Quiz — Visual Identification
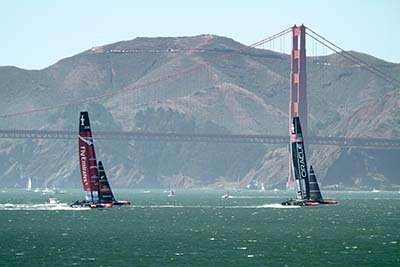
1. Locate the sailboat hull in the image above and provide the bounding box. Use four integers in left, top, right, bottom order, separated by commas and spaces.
70, 201, 114, 209
317, 199, 337, 205
112, 201, 131, 206
281, 199, 319, 206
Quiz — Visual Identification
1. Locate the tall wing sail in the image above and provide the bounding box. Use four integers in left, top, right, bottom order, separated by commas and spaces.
308, 166, 323, 201
290, 117, 310, 200
78, 111, 99, 202
98, 161, 116, 203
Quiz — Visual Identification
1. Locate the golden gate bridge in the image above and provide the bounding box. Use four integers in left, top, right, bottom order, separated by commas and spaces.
0, 129, 398, 149
0, 25, 399, 151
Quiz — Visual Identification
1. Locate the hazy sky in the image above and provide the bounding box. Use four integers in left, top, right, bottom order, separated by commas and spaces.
1, 0, 399, 70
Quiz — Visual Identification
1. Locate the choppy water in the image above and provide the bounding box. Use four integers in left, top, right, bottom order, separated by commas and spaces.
0, 189, 398, 266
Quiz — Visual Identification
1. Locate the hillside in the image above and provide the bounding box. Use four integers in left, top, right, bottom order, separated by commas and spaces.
0, 35, 399, 190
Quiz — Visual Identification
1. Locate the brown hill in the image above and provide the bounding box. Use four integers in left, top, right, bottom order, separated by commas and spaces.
0, 35, 399, 189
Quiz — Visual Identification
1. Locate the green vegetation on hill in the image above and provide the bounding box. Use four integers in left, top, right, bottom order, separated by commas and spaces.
0, 35, 399, 189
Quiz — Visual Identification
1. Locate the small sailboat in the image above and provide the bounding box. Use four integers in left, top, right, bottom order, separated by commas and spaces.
260, 182, 265, 192
234, 175, 242, 192
26, 177, 32, 192
41, 186, 55, 195
21, 167, 32, 192
71, 111, 130, 209
281, 117, 337, 206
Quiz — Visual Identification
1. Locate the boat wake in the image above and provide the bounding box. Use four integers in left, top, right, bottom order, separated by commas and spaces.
257, 203, 301, 209
229, 196, 279, 199
0, 203, 299, 210
131, 204, 300, 209
0, 203, 90, 211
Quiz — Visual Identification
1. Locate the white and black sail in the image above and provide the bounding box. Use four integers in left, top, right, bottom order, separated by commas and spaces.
78, 111, 99, 202
98, 161, 116, 203
290, 116, 310, 200
308, 165, 323, 201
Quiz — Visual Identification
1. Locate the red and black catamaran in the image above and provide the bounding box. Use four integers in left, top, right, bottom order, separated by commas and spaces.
282, 117, 337, 206
71, 111, 130, 208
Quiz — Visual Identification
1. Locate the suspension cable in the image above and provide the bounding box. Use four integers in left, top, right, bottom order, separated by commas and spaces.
306, 26, 400, 88
0, 27, 292, 118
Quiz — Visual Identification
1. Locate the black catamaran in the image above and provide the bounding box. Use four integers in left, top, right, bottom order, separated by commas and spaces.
71, 111, 130, 208
282, 117, 337, 206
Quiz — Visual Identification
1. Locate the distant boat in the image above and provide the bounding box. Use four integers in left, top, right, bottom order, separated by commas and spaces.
26, 177, 32, 192
46, 198, 90, 210
52, 186, 65, 194
260, 182, 265, 192
246, 179, 259, 190
221, 191, 232, 200
372, 189, 380, 193
281, 117, 337, 206
168, 190, 176, 197
21, 167, 32, 192
45, 198, 69, 208
234, 175, 242, 192
41, 187, 55, 195
71, 111, 131, 209
41, 184, 64, 195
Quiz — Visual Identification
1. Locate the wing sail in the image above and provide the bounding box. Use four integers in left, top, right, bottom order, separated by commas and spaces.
290, 117, 310, 200
98, 161, 116, 203
78, 111, 99, 202
308, 165, 323, 201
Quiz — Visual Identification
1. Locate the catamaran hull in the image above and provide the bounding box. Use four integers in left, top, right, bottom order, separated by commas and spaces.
91, 201, 131, 208
112, 201, 131, 206
282, 199, 337, 207
281, 199, 337, 207
70, 200, 131, 209
317, 199, 337, 205
281, 199, 320, 206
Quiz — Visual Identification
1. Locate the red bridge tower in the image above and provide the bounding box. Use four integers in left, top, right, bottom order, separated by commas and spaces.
287, 24, 308, 189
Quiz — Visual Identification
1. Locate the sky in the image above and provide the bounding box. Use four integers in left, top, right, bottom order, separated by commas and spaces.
1, 0, 399, 70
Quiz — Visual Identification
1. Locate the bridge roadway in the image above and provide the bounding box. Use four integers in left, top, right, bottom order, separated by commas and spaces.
0, 129, 399, 149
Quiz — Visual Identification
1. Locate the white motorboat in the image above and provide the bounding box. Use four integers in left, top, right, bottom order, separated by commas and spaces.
221, 192, 232, 200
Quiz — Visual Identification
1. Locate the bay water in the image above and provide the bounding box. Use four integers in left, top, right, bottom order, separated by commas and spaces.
0, 189, 398, 266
